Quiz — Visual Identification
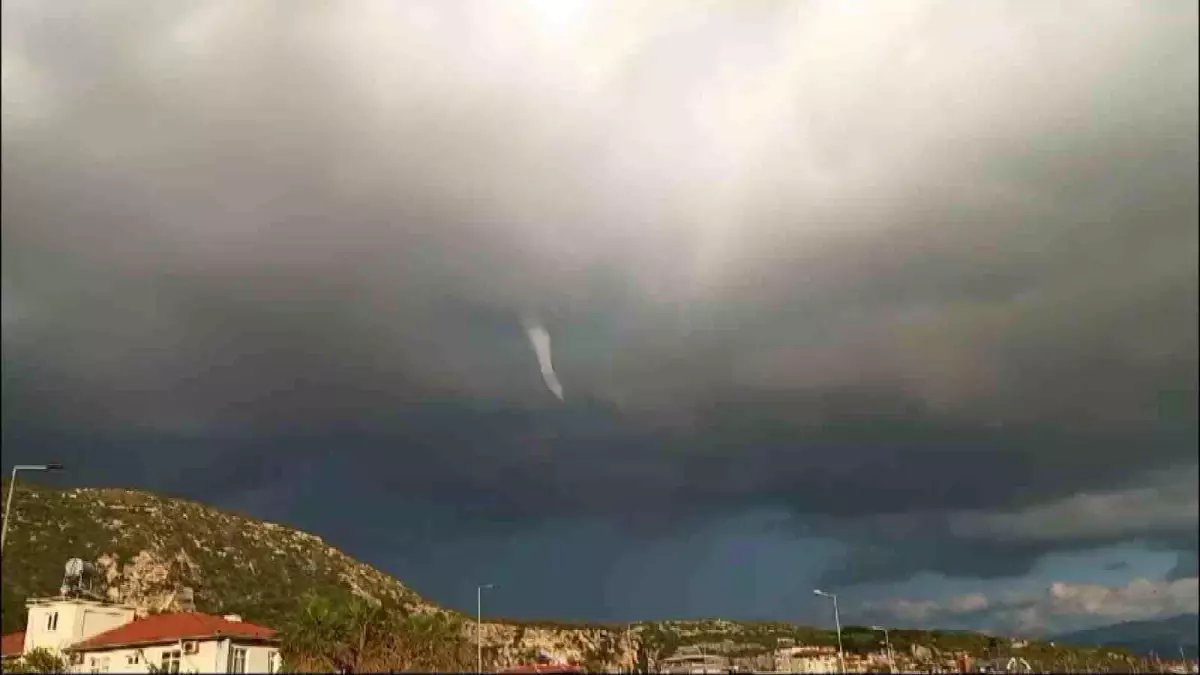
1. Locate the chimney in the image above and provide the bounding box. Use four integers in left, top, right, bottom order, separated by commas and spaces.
223, 614, 243, 623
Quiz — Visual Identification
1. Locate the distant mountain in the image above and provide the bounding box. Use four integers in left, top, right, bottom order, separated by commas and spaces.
1053, 614, 1199, 659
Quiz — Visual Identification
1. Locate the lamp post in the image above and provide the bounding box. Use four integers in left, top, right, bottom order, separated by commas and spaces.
1, 463, 64, 554
813, 589, 845, 674
871, 625, 895, 673
477, 584, 494, 673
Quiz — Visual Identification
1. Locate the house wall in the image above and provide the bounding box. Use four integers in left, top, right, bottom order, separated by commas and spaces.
24, 602, 82, 654
79, 608, 132, 645
775, 654, 841, 674
70, 640, 280, 674
240, 642, 280, 673
71, 641, 221, 674
23, 601, 135, 656
211, 639, 282, 673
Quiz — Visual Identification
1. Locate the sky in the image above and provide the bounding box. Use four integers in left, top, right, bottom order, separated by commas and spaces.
2, 0, 1197, 637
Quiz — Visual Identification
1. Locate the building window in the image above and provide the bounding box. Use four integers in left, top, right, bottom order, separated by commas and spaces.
89, 657, 100, 674
228, 646, 247, 674
267, 651, 278, 673
46, 611, 59, 631
127, 652, 140, 665
101, 656, 110, 673
162, 649, 182, 674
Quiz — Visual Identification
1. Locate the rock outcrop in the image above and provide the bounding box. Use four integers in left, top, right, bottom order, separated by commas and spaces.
476, 622, 641, 671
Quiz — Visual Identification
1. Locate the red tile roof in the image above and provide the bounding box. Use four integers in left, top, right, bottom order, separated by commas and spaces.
66, 613, 276, 652
1, 632, 25, 658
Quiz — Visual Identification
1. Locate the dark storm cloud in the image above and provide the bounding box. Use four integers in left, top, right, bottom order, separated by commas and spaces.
3, 0, 1197, 585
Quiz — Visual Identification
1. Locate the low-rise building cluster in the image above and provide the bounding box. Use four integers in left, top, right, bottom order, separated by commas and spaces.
1, 596, 280, 674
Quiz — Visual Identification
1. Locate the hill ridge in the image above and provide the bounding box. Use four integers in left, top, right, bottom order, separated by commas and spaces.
1052, 613, 1199, 659
1, 479, 438, 634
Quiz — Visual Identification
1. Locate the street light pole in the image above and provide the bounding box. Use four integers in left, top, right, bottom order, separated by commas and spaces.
813, 589, 845, 674
478, 584, 494, 673
871, 625, 895, 673
1, 463, 64, 555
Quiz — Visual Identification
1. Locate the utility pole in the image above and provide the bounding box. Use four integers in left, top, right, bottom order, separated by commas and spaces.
871, 625, 895, 673
813, 589, 845, 674
1, 464, 64, 554
477, 584, 494, 673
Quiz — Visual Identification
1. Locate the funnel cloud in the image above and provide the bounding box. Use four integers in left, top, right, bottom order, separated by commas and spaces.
523, 315, 564, 401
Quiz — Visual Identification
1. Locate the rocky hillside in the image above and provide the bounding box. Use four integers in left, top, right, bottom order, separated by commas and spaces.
477, 621, 639, 671
0, 479, 437, 634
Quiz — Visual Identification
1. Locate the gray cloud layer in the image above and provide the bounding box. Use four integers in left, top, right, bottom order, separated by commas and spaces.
866, 576, 1200, 636
3, 0, 1197, 586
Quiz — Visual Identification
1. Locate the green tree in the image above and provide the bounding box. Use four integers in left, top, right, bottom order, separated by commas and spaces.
279, 589, 360, 672
278, 588, 471, 672
381, 612, 473, 671
6, 647, 70, 673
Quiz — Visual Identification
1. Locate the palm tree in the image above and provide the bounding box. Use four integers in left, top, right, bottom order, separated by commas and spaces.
280, 591, 355, 672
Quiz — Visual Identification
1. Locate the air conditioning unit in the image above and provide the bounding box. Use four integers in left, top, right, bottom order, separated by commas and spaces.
183, 640, 200, 654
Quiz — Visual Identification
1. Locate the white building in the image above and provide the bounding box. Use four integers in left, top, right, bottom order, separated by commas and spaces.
1, 597, 281, 674
22, 597, 138, 656
774, 645, 841, 674
657, 653, 730, 674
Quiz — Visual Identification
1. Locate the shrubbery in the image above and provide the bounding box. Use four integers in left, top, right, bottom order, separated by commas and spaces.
277, 589, 472, 672
4, 647, 69, 673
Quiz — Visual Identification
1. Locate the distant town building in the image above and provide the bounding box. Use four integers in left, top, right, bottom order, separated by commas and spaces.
910, 643, 934, 661
975, 655, 1033, 673
774, 645, 840, 673
498, 648, 586, 674
498, 663, 585, 674
657, 652, 730, 674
